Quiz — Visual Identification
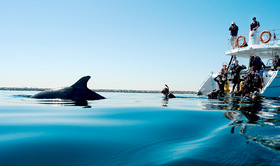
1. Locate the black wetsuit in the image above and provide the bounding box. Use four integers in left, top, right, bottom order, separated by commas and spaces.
214, 76, 226, 94
253, 74, 263, 92
231, 65, 246, 91
273, 57, 279, 70
254, 56, 265, 72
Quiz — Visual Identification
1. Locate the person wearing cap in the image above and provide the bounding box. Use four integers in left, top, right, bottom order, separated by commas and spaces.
229, 22, 239, 49
250, 17, 260, 31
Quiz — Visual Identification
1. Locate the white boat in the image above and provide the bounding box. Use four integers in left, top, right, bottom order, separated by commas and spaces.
198, 29, 280, 98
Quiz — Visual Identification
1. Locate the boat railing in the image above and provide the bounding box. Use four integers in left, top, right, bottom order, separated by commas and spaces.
228, 29, 280, 50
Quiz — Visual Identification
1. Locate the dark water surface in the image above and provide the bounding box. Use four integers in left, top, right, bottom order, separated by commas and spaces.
0, 91, 280, 166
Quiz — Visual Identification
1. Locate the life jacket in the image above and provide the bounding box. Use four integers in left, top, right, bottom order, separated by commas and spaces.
240, 81, 244, 91
224, 82, 230, 93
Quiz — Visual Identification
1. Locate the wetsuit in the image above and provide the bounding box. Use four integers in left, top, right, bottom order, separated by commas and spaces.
253, 73, 263, 92
231, 65, 246, 92
214, 76, 226, 95
254, 56, 265, 72
273, 57, 279, 71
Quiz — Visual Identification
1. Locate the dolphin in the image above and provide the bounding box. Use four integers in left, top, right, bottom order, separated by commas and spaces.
31, 76, 105, 101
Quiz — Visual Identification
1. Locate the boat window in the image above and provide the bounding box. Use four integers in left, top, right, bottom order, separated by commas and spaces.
266, 59, 273, 66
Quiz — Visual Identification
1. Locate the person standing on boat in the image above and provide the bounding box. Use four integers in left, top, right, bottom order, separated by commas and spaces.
220, 64, 228, 80
231, 60, 246, 93
249, 56, 265, 73
249, 56, 256, 71
231, 56, 237, 69
272, 55, 280, 71
254, 56, 266, 74
250, 17, 260, 31
229, 22, 239, 49
249, 17, 260, 45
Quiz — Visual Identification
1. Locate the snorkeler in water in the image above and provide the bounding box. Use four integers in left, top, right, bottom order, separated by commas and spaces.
161, 84, 176, 99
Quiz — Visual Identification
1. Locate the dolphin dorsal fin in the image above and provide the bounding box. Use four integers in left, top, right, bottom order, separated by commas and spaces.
71, 76, 91, 89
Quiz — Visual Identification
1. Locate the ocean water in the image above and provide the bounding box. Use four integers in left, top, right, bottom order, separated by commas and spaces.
0, 91, 280, 166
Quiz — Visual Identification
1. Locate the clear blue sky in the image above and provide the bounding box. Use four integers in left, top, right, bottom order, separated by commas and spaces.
1, 0, 279, 91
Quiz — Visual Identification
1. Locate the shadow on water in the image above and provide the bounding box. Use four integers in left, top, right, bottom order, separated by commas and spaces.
161, 95, 207, 107
203, 96, 280, 154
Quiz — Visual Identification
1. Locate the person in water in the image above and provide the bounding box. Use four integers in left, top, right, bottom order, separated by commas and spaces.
161, 84, 176, 99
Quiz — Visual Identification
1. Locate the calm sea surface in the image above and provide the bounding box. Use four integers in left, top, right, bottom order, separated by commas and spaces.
0, 91, 280, 166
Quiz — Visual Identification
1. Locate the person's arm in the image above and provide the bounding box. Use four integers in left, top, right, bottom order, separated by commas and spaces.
253, 22, 260, 30
214, 76, 218, 82
261, 61, 266, 68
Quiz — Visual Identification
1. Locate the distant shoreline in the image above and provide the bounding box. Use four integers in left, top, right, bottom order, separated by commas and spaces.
0, 87, 196, 94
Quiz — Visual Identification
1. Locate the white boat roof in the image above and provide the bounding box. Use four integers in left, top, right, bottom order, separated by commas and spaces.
225, 43, 280, 59
225, 30, 280, 59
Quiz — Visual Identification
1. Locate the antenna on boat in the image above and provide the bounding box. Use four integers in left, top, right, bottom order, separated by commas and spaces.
226, 55, 234, 72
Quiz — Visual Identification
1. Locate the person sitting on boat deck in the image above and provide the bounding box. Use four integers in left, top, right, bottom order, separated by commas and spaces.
208, 75, 227, 99
252, 72, 263, 92
231, 60, 246, 93
272, 55, 280, 71
250, 17, 260, 31
245, 71, 254, 92
239, 70, 263, 99
229, 22, 239, 49
214, 75, 227, 96
161, 84, 176, 99
240, 77, 251, 98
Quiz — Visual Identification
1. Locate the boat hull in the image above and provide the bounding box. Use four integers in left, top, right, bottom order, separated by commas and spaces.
261, 70, 280, 98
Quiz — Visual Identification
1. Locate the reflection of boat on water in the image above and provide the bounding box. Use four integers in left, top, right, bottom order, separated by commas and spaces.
203, 96, 280, 154
228, 99, 280, 154
198, 29, 280, 98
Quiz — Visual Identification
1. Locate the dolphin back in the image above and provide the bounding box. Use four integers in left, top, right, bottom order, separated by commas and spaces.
31, 87, 73, 99
32, 76, 105, 101
71, 76, 91, 89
